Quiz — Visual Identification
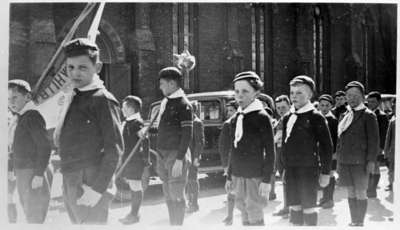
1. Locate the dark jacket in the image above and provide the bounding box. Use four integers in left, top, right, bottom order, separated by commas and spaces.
375, 109, 389, 150
384, 117, 395, 161
155, 97, 193, 160
282, 109, 333, 174
325, 112, 338, 153
218, 120, 232, 168
228, 110, 275, 183
59, 88, 124, 193
332, 105, 347, 120
190, 115, 205, 160
121, 118, 149, 179
12, 110, 51, 176
337, 108, 379, 165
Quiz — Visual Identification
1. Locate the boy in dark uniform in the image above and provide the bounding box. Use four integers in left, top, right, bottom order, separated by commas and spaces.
281, 76, 333, 226
54, 38, 123, 224
8, 79, 52, 223
332, 90, 347, 119
8, 109, 18, 223
225, 71, 275, 226
186, 100, 205, 213
337, 81, 379, 226
317, 94, 338, 209
366, 91, 389, 198
218, 100, 237, 225
153, 66, 193, 225
119, 95, 150, 224
272, 95, 291, 218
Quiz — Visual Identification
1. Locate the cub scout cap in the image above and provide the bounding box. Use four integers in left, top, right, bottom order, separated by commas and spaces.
334, 90, 346, 98
318, 94, 334, 104
233, 71, 261, 83
64, 38, 99, 57
290, 75, 316, 92
159, 66, 183, 81
123, 95, 143, 110
8, 79, 31, 93
345, 81, 365, 95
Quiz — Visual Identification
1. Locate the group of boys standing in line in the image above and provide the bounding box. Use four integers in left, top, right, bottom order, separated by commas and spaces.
7, 37, 395, 226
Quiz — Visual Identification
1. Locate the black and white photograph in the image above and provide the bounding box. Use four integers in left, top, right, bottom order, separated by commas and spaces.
3, 0, 398, 227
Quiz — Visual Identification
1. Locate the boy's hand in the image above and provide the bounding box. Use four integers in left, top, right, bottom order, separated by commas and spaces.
366, 161, 375, 174
77, 184, 102, 207
172, 159, 183, 177
31, 176, 43, 189
225, 180, 233, 193
193, 157, 200, 167
319, 174, 330, 187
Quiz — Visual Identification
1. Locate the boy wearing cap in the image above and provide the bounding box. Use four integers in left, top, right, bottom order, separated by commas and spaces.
281, 76, 333, 226
218, 100, 237, 225
54, 38, 123, 224
225, 71, 275, 226
317, 94, 338, 209
332, 90, 347, 119
119, 95, 150, 224
337, 81, 379, 226
8, 79, 52, 223
153, 66, 193, 225
366, 91, 389, 198
272, 95, 291, 218
185, 101, 205, 213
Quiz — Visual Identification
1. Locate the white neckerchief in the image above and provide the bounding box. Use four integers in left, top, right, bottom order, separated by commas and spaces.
338, 103, 366, 137
54, 74, 105, 147
323, 110, 335, 118
284, 101, 315, 143
122, 112, 142, 131
233, 99, 264, 148
17, 101, 37, 115
156, 88, 186, 128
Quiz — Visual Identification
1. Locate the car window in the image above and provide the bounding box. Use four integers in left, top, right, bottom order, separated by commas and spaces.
199, 100, 221, 121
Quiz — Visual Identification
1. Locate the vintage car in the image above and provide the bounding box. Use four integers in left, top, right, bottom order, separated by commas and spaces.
146, 90, 275, 176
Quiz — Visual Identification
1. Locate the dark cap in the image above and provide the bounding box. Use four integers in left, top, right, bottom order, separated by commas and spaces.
64, 38, 99, 57
334, 90, 346, 98
367, 91, 382, 101
159, 67, 183, 81
8, 79, 31, 93
290, 75, 315, 92
233, 71, 261, 83
345, 81, 365, 95
318, 94, 334, 104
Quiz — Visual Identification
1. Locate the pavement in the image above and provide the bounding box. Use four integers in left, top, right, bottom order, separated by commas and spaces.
10, 167, 396, 227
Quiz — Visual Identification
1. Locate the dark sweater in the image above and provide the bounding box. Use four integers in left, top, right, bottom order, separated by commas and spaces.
190, 116, 205, 160
337, 108, 379, 165
282, 109, 333, 174
59, 88, 124, 193
218, 120, 232, 168
12, 110, 51, 176
325, 113, 338, 153
121, 118, 149, 179
228, 110, 275, 183
375, 109, 389, 150
156, 97, 193, 160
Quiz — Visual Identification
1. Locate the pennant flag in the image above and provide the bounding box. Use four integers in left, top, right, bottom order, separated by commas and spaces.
31, 2, 105, 129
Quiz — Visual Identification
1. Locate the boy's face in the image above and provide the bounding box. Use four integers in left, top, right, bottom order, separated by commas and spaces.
226, 105, 237, 118
335, 96, 346, 107
234, 80, 258, 109
122, 101, 135, 118
276, 101, 290, 117
66, 55, 102, 89
159, 78, 178, 97
345, 88, 364, 108
8, 89, 30, 113
318, 100, 333, 115
290, 84, 312, 109
367, 97, 380, 111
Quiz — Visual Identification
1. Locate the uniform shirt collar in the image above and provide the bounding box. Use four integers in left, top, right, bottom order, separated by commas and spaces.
126, 112, 141, 121
17, 101, 36, 115
167, 88, 185, 99
76, 74, 105, 92
290, 101, 314, 114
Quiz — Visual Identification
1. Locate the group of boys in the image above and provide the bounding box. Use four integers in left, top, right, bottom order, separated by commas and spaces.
8, 36, 395, 226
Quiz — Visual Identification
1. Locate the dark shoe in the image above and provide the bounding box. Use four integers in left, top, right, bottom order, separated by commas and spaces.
289, 209, 304, 226
269, 192, 277, 201
222, 216, 233, 225
321, 200, 334, 209
248, 219, 265, 226
186, 204, 199, 213
119, 213, 140, 225
303, 212, 317, 226
242, 220, 250, 226
273, 208, 289, 216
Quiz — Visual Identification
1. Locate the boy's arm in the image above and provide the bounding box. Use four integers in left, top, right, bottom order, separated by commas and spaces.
314, 114, 333, 175
262, 115, 275, 183
92, 98, 124, 194
177, 103, 193, 160
27, 111, 52, 176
